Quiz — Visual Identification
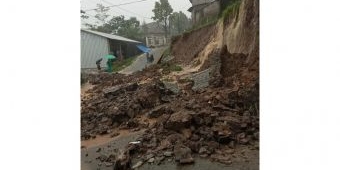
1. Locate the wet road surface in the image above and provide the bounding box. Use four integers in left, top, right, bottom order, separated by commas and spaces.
119, 47, 167, 75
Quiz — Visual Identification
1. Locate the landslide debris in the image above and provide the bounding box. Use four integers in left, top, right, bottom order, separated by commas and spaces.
81, 0, 259, 169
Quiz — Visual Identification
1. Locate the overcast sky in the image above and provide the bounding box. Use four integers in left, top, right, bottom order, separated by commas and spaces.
81, 0, 192, 25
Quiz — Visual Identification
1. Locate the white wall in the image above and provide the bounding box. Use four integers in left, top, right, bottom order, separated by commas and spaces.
81, 31, 109, 69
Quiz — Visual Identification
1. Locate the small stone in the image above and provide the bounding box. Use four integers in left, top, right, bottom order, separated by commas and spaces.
229, 141, 235, 149
132, 161, 143, 169
241, 123, 248, 128
168, 158, 172, 162
104, 162, 113, 167
225, 149, 235, 154
240, 138, 249, 144
199, 154, 208, 158
210, 154, 232, 165
164, 151, 173, 157
96, 148, 101, 152
199, 147, 208, 154
191, 134, 200, 141
241, 149, 246, 155
146, 154, 155, 160
96, 154, 108, 162
110, 132, 120, 138
155, 156, 165, 165
148, 158, 155, 163
179, 157, 194, 164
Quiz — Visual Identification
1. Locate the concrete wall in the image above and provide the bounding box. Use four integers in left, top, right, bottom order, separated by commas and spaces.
146, 35, 167, 47
191, 0, 221, 24
81, 31, 109, 69
191, 0, 215, 6
203, 1, 220, 17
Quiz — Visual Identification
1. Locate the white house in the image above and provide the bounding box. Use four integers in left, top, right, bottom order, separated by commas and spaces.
81, 29, 142, 69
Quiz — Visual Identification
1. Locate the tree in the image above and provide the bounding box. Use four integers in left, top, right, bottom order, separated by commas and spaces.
91, 15, 143, 41
117, 17, 142, 40
80, 10, 89, 19
94, 4, 110, 25
169, 11, 191, 35
94, 15, 125, 34
152, 0, 173, 38
82, 3, 110, 30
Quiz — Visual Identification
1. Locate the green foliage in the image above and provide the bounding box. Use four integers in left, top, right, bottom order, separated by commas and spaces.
161, 62, 182, 74
111, 56, 138, 72
116, 17, 142, 40
184, 16, 218, 35
221, 0, 241, 20
169, 11, 191, 35
90, 15, 143, 41
80, 10, 89, 19
94, 4, 110, 25
152, 0, 173, 38
169, 64, 182, 71
162, 47, 171, 58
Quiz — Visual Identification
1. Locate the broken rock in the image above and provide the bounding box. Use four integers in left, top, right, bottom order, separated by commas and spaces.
148, 157, 155, 163
174, 144, 194, 164
165, 110, 193, 131
163, 151, 173, 157
147, 104, 173, 118
210, 154, 232, 165
132, 161, 143, 169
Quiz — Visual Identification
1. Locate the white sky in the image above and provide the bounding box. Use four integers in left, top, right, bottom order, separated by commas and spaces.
81, 0, 192, 25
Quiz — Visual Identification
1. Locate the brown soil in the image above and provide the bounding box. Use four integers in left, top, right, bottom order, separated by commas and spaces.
171, 24, 217, 66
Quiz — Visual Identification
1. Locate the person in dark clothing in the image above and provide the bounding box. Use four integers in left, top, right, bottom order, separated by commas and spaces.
96, 58, 103, 70
149, 54, 154, 63
146, 52, 150, 63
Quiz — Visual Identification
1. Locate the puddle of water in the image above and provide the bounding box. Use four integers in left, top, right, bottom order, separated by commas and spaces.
81, 130, 144, 170
81, 129, 144, 148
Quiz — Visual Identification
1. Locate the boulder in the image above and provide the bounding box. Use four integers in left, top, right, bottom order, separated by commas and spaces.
174, 144, 194, 164
165, 110, 193, 131
147, 104, 173, 118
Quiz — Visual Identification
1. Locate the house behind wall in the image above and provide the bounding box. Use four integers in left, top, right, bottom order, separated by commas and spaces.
143, 22, 169, 47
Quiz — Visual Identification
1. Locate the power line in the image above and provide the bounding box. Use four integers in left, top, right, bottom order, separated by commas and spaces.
99, 0, 152, 20
83, 0, 149, 12
116, 6, 152, 20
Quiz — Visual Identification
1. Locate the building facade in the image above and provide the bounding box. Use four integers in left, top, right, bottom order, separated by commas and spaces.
81, 29, 142, 69
143, 22, 169, 47
188, 0, 223, 25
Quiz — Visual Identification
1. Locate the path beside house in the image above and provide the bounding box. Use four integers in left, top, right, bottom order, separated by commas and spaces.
119, 47, 167, 75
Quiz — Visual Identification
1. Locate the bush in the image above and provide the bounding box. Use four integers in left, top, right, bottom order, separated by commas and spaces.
221, 0, 242, 21
111, 55, 138, 72
161, 62, 183, 74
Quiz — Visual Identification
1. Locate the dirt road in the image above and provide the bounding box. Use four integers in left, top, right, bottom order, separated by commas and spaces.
119, 47, 167, 75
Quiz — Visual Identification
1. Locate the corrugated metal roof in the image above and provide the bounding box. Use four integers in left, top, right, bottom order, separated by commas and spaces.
81, 29, 141, 44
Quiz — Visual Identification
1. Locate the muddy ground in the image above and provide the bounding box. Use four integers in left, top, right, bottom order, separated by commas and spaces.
81, 56, 259, 170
